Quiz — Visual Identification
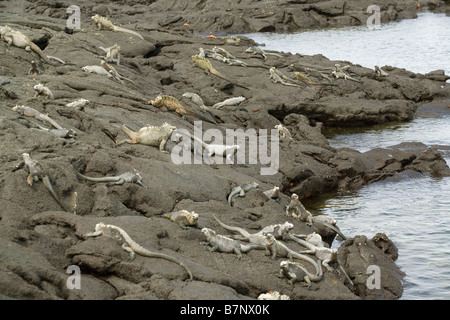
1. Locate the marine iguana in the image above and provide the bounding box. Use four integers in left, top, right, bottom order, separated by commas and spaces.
163, 210, 199, 229
332, 64, 361, 83
12, 105, 64, 130
81, 65, 123, 83
294, 72, 335, 86
286, 193, 347, 240
214, 215, 293, 242
91, 14, 144, 40
375, 65, 389, 77
181, 92, 206, 109
100, 60, 135, 85
288, 63, 334, 84
22, 153, 70, 212
257, 291, 290, 300
116, 122, 177, 153
0, 26, 65, 66
191, 54, 249, 90
246, 47, 283, 59
211, 46, 236, 60
269, 67, 301, 87
274, 124, 292, 140
148, 94, 216, 124
28, 60, 43, 75
201, 227, 265, 260
83, 222, 193, 280
264, 233, 322, 277
263, 186, 280, 200
66, 98, 89, 111
33, 83, 54, 100
189, 133, 240, 163
227, 182, 259, 206
221, 36, 240, 46
205, 47, 268, 69
181, 92, 217, 123
73, 168, 147, 189
98, 44, 121, 65
288, 233, 353, 285
213, 215, 267, 246
278, 260, 323, 288
32, 122, 76, 139
212, 96, 246, 109
285, 193, 310, 220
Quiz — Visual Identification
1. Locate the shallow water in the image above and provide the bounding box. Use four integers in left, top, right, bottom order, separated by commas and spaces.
245, 10, 450, 76
245, 11, 450, 299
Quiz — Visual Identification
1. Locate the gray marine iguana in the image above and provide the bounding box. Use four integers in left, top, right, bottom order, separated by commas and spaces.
278, 260, 323, 288
286, 193, 347, 240
288, 233, 353, 285
13, 105, 65, 131
227, 182, 259, 206
83, 222, 193, 280
214, 215, 294, 243
201, 227, 265, 260
264, 233, 322, 277
73, 168, 147, 189
22, 153, 70, 212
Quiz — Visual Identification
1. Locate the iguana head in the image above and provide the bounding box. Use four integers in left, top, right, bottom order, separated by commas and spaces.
95, 222, 107, 231
282, 222, 294, 231
201, 227, 215, 239
280, 261, 290, 271
264, 233, 276, 244
161, 122, 177, 133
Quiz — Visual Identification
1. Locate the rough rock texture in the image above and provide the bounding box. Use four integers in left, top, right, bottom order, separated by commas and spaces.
0, 0, 449, 300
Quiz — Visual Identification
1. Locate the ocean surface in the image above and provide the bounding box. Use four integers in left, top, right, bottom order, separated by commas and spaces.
246, 10, 450, 299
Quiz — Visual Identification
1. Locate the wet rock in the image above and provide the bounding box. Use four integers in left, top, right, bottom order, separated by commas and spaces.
338, 234, 405, 300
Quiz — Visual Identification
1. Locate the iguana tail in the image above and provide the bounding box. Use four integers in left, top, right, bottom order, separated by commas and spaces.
140, 251, 194, 281
42, 176, 70, 212
73, 168, 119, 183
112, 26, 144, 40
210, 68, 250, 90
227, 187, 242, 206
314, 220, 347, 240
190, 110, 217, 124
287, 233, 316, 251
29, 42, 61, 66
189, 133, 208, 150
121, 124, 137, 141
213, 215, 251, 238
290, 251, 322, 277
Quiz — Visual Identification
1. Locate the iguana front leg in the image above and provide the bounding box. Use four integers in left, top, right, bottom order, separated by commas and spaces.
234, 248, 243, 260
122, 243, 135, 260
159, 139, 169, 153
83, 230, 103, 238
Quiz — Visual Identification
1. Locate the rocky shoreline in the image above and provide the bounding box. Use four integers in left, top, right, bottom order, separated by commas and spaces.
1, 0, 449, 300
